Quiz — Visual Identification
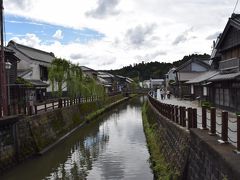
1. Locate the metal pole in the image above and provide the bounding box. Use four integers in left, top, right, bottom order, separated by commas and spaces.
7, 68, 10, 115
0, 0, 8, 116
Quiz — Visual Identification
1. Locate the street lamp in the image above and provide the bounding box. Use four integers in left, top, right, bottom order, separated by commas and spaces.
5, 61, 12, 115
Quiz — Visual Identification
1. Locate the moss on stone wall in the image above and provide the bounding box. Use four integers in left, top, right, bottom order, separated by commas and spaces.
142, 101, 179, 180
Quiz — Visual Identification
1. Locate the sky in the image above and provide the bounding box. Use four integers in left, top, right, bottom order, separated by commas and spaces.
3, 0, 237, 70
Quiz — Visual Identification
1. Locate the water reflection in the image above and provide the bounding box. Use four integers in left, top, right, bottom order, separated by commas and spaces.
2, 97, 152, 180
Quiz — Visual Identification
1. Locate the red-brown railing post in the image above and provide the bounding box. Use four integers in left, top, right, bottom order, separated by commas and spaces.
169, 105, 172, 120
202, 106, 207, 129
192, 108, 197, 128
58, 99, 62, 108
175, 106, 178, 123
179, 107, 183, 126
182, 107, 186, 127
44, 103, 47, 111
221, 111, 228, 142
171, 105, 175, 121
52, 102, 55, 109
210, 107, 216, 135
187, 108, 192, 129
35, 105, 37, 115
28, 105, 32, 116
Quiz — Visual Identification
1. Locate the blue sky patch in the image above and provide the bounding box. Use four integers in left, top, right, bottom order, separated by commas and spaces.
4, 15, 105, 45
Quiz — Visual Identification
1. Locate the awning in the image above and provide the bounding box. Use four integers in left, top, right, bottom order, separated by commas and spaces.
186, 71, 219, 84
208, 72, 240, 81
27, 79, 49, 87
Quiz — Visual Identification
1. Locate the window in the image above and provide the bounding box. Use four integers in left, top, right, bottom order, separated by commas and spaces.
40, 65, 48, 81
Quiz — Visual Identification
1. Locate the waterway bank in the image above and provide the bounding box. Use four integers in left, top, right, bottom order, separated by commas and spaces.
142, 101, 179, 180
1, 96, 153, 180
0, 94, 131, 175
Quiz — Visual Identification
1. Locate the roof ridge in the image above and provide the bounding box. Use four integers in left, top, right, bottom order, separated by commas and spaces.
8, 40, 55, 57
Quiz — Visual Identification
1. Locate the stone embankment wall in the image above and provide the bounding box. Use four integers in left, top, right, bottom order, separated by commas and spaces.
0, 95, 127, 174
145, 99, 240, 180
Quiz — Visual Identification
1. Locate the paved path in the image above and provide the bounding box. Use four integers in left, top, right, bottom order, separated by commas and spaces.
154, 95, 237, 147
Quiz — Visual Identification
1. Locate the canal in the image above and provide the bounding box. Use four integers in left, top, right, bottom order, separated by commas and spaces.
2, 97, 153, 180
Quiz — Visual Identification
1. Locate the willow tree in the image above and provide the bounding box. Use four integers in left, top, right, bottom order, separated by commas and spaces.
49, 58, 106, 99
66, 63, 84, 98
81, 76, 105, 98
48, 58, 70, 97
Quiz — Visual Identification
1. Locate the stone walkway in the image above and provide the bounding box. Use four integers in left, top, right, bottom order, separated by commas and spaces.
154, 95, 238, 147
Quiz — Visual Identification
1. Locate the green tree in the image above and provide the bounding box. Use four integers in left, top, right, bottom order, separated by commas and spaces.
48, 58, 70, 97
49, 58, 106, 99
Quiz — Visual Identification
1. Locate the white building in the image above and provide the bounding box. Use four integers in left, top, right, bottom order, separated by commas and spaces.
7, 40, 66, 101
150, 78, 164, 89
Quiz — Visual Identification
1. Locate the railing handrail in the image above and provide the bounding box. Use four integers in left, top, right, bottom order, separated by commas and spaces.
147, 93, 240, 152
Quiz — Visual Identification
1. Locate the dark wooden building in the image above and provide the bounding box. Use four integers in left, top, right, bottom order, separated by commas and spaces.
174, 57, 210, 99
1, 47, 20, 114
209, 13, 240, 111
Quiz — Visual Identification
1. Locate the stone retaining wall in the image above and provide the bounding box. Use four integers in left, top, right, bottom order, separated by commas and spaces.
145, 99, 240, 180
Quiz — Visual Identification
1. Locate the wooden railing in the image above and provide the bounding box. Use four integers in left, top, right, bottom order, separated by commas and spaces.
148, 93, 240, 153
13, 96, 100, 116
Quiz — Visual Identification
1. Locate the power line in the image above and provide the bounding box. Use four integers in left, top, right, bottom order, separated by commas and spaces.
233, 0, 239, 13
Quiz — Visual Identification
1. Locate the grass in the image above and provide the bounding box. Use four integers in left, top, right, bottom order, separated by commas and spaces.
142, 102, 178, 180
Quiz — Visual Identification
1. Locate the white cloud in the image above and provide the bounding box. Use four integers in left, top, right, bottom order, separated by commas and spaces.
86, 0, 120, 18
52, 30, 63, 40
11, 33, 41, 47
4, 0, 236, 69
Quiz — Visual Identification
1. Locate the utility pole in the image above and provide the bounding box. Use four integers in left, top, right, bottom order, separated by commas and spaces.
0, 0, 8, 117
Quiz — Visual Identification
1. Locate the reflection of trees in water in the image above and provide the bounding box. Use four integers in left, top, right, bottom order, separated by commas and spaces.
2, 96, 148, 180
46, 119, 110, 180
127, 96, 146, 108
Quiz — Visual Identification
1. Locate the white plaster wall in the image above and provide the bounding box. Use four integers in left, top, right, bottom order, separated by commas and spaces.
17, 59, 31, 70
192, 62, 207, 72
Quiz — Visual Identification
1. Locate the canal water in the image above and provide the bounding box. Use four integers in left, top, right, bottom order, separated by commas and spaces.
2, 97, 153, 180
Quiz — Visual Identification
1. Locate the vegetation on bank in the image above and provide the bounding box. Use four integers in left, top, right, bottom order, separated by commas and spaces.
142, 102, 178, 180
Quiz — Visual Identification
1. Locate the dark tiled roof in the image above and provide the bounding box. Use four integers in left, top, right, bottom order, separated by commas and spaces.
186, 71, 219, 84
215, 14, 240, 50
27, 79, 49, 87
175, 57, 210, 72
208, 72, 240, 81
7, 40, 55, 64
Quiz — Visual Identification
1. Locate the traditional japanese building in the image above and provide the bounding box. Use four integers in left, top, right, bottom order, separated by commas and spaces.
174, 57, 210, 99
208, 14, 240, 111
7, 40, 55, 102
